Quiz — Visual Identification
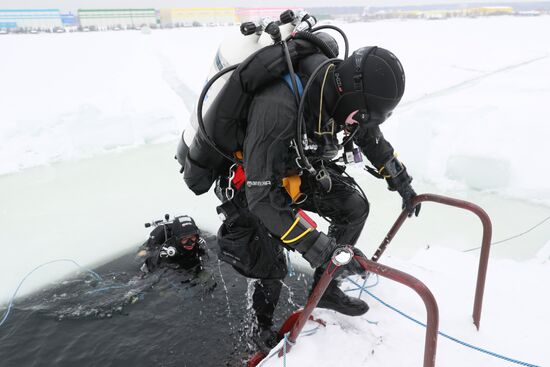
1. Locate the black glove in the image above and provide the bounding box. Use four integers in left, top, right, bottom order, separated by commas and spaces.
380, 156, 421, 218
398, 185, 421, 217
143, 249, 162, 272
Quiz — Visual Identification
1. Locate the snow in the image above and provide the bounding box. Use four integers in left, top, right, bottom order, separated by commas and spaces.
1, 15, 550, 366
1, 17, 550, 205
260, 247, 550, 366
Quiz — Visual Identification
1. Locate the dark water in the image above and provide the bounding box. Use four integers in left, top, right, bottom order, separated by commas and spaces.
0, 240, 310, 367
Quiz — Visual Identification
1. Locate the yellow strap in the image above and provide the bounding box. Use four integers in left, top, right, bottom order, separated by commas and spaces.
280, 216, 301, 241
282, 227, 313, 244
379, 153, 399, 179
378, 166, 392, 179
316, 64, 335, 136
282, 175, 302, 202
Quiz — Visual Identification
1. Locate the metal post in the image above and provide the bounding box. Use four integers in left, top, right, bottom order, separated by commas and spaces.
371, 193, 492, 330
279, 260, 339, 356
355, 256, 439, 367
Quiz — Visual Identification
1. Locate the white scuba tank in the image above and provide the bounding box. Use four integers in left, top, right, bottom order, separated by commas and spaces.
183, 11, 311, 148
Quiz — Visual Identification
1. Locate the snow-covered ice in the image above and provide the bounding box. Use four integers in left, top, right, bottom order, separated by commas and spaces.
1, 15, 549, 366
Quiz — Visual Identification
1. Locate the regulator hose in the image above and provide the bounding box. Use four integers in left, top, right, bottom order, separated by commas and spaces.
341, 124, 359, 147
296, 57, 343, 173
196, 64, 240, 164
311, 25, 350, 59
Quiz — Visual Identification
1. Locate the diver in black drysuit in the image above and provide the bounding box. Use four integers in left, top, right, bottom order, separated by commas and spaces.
227, 46, 422, 349
138, 216, 207, 273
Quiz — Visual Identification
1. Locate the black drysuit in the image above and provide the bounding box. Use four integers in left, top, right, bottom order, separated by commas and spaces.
234, 77, 397, 331
140, 224, 204, 272
243, 80, 395, 251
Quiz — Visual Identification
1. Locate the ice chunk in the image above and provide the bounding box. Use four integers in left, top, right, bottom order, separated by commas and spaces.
446, 155, 511, 190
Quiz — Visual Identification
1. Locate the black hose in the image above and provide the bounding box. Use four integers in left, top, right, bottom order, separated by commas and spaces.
296, 57, 343, 173
291, 31, 338, 59
196, 64, 239, 164
311, 25, 349, 59
282, 40, 301, 106
341, 124, 359, 147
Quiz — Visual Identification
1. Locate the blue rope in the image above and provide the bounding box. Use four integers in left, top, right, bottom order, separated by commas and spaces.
345, 278, 542, 367
283, 332, 289, 366
0, 259, 103, 328
344, 274, 380, 325
277, 326, 318, 366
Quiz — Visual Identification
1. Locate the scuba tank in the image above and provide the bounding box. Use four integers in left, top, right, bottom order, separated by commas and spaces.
176, 10, 350, 195
176, 10, 299, 173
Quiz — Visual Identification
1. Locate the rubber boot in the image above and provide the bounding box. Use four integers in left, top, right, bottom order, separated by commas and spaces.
313, 267, 369, 316
252, 279, 283, 353
252, 327, 279, 353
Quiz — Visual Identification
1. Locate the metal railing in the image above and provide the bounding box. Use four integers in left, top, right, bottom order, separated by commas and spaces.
277, 193, 492, 366
371, 194, 492, 330
281, 255, 440, 367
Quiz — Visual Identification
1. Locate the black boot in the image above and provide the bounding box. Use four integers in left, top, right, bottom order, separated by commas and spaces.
313, 267, 369, 316
251, 279, 283, 352
252, 326, 279, 353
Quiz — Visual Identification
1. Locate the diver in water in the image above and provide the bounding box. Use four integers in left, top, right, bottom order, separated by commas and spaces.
137, 215, 207, 273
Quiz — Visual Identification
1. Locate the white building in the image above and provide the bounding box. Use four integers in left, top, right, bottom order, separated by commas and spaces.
160, 8, 237, 27
236, 7, 302, 23
0, 9, 62, 30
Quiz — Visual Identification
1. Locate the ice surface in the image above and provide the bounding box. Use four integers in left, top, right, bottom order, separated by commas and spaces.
260, 247, 550, 366
1, 18, 550, 205
1, 15, 550, 367
446, 155, 511, 190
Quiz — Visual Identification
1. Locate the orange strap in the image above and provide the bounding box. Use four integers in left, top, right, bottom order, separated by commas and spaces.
282, 175, 302, 203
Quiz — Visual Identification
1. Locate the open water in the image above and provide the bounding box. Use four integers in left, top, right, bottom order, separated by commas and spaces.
0, 239, 310, 367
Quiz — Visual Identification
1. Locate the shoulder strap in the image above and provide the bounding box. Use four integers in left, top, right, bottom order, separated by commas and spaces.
282, 73, 304, 97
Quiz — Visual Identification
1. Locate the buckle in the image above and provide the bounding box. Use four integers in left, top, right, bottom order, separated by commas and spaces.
315, 168, 332, 192
225, 187, 235, 201
225, 163, 237, 200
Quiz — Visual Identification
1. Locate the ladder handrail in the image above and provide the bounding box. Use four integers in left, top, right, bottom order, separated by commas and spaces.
372, 193, 492, 330
282, 254, 440, 367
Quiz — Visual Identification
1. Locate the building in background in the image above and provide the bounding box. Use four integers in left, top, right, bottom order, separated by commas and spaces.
365, 5, 516, 20
60, 12, 78, 30
464, 7, 514, 16
236, 7, 301, 23
160, 8, 237, 27
0, 9, 62, 31
78, 9, 157, 30
306, 6, 363, 21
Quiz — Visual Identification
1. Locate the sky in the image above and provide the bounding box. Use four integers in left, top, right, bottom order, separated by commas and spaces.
0, 0, 508, 11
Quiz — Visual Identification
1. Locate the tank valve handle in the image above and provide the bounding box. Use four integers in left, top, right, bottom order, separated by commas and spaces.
295, 13, 317, 32
265, 22, 282, 43
240, 22, 257, 36
280, 9, 295, 24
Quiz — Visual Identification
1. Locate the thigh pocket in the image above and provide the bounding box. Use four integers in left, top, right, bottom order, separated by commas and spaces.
217, 219, 287, 280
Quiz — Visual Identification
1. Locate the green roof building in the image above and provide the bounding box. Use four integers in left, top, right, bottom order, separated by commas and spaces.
78, 9, 157, 29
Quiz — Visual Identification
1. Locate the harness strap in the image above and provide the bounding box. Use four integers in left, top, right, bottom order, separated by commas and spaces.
282, 73, 304, 96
